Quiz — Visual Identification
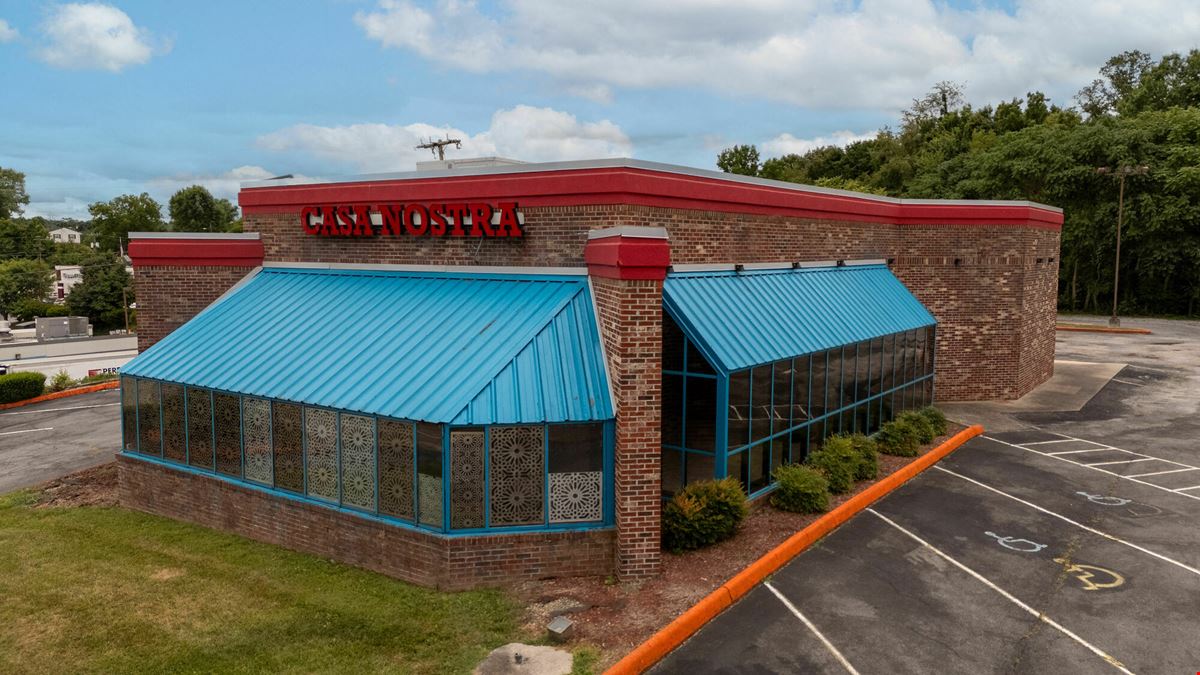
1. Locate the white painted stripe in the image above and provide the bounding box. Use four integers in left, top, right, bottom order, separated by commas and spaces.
1047, 448, 1116, 456
0, 403, 119, 416
1111, 378, 1145, 387
1086, 458, 1157, 467
984, 435, 1200, 502
867, 509, 1133, 674
1022, 438, 1091, 446
1126, 467, 1199, 478
1174, 486, 1200, 493
0, 426, 53, 437
764, 582, 861, 675
934, 465, 1200, 579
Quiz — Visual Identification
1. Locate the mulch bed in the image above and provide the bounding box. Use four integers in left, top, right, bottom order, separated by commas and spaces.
33, 462, 118, 508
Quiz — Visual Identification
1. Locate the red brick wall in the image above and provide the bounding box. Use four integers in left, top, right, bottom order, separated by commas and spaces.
133, 265, 255, 352
117, 454, 614, 591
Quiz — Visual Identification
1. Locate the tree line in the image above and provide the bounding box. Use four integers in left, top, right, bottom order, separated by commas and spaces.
717, 50, 1200, 317
0, 172, 242, 331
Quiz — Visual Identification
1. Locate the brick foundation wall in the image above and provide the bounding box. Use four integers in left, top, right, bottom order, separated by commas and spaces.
117, 454, 615, 591
133, 265, 255, 352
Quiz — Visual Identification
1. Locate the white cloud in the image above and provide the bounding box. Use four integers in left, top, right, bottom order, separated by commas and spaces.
762, 130, 877, 157
257, 104, 632, 173
0, 19, 18, 43
353, 0, 1200, 110
37, 3, 164, 72
146, 166, 317, 204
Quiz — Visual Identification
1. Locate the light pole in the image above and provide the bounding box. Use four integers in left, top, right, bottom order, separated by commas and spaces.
1096, 165, 1149, 327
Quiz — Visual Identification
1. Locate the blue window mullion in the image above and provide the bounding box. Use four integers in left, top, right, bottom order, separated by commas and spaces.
133, 378, 140, 454
715, 376, 729, 479
335, 413, 343, 506
183, 386, 190, 465
441, 425, 450, 534
239, 396, 245, 477
483, 426, 490, 529
373, 417, 380, 515
543, 424, 550, 527
209, 390, 216, 471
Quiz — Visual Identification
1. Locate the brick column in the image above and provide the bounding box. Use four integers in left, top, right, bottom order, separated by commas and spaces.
127, 233, 264, 352
585, 226, 671, 580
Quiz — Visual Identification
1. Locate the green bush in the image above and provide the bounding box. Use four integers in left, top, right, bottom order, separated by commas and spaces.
919, 406, 949, 437
48, 370, 75, 393
806, 437, 859, 493
876, 418, 922, 457
898, 411, 936, 444
662, 477, 748, 553
771, 464, 830, 513
842, 433, 879, 480
0, 372, 47, 404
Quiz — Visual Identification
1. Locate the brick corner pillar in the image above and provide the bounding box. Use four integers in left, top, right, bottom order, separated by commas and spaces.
585, 226, 671, 580
127, 232, 264, 353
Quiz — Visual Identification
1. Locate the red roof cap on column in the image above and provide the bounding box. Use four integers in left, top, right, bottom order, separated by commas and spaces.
127, 232, 264, 268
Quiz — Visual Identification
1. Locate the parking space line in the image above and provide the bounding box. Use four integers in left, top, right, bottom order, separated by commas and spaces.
984, 435, 1200, 503
0, 403, 120, 416
1126, 467, 1199, 478
1086, 458, 1156, 467
1046, 448, 1118, 456
0, 427, 54, 436
866, 508, 1133, 674
933, 465, 1200, 579
1023, 439, 1090, 446
1174, 486, 1200, 493
764, 582, 860, 675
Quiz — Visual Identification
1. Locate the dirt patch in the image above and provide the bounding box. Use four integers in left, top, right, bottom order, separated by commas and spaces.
34, 462, 118, 508
516, 425, 965, 670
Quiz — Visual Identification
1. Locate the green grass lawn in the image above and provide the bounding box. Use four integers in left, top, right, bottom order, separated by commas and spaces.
0, 490, 522, 674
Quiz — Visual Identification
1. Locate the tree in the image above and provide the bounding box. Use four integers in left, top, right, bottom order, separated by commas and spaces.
1075, 50, 1154, 117
89, 193, 165, 252
901, 81, 965, 130
66, 254, 133, 331
716, 144, 761, 176
0, 218, 53, 261
169, 185, 238, 232
0, 259, 52, 318
0, 167, 30, 220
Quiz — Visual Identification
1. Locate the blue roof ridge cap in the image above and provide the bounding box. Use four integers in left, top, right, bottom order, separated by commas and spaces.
666, 263, 889, 279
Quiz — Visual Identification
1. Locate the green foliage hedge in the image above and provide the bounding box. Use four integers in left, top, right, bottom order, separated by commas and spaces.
841, 433, 879, 481
0, 371, 46, 404
662, 477, 748, 553
876, 418, 922, 457
919, 406, 949, 437
806, 437, 859, 494
897, 411, 936, 444
771, 464, 830, 513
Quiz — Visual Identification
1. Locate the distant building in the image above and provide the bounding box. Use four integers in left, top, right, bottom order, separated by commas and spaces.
49, 227, 82, 244
54, 265, 84, 301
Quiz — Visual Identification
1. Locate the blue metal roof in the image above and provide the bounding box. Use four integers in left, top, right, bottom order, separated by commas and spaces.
122, 267, 614, 425
664, 264, 936, 373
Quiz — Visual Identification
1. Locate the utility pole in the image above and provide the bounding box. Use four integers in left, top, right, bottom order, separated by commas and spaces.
122, 286, 130, 334
415, 136, 463, 161
1096, 165, 1149, 327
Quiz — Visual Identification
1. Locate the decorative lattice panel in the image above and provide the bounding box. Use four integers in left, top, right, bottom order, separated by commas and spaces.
271, 402, 304, 492
242, 398, 273, 485
549, 471, 603, 523
120, 378, 137, 451
304, 407, 338, 501
489, 426, 545, 526
339, 414, 376, 510
136, 380, 161, 455
450, 430, 485, 529
418, 473, 443, 527
160, 383, 186, 463
378, 419, 414, 519
186, 388, 213, 468
213, 393, 242, 476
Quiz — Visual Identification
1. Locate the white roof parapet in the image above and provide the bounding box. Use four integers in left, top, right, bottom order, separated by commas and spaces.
128, 232, 261, 240
586, 226, 670, 240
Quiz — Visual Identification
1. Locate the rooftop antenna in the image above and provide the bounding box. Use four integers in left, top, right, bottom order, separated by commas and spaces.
416, 135, 463, 161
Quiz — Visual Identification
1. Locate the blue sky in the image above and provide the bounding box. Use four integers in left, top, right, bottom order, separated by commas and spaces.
1, 0, 1197, 219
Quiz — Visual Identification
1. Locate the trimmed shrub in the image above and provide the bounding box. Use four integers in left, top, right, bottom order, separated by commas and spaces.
898, 411, 936, 444
876, 418, 921, 457
662, 477, 748, 553
771, 464, 830, 513
843, 432, 879, 481
0, 371, 47, 404
919, 406, 949, 437
48, 370, 75, 393
806, 437, 859, 494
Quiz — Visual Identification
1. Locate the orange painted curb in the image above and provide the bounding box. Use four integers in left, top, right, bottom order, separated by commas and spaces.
1056, 325, 1152, 335
605, 424, 985, 675
0, 380, 119, 410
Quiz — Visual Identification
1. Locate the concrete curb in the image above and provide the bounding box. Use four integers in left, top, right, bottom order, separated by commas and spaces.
1056, 325, 1152, 335
604, 424, 985, 675
0, 381, 119, 411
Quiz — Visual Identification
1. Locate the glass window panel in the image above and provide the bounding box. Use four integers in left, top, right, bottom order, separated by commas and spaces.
271, 402, 304, 492
686, 340, 716, 375
120, 377, 137, 451
926, 326, 937, 376
662, 374, 684, 449
773, 359, 792, 432
882, 335, 895, 393
792, 355, 811, 426
489, 426, 544, 526
827, 349, 843, 413
662, 314, 684, 372
161, 383, 186, 463
810, 419, 826, 455
661, 448, 682, 496
684, 452, 715, 486
924, 378, 935, 408
137, 379, 161, 456
684, 375, 717, 453
914, 331, 926, 386
303, 407, 337, 499
416, 422, 443, 527
771, 436, 787, 481
856, 342, 871, 403
377, 418, 414, 519
748, 444, 769, 493
726, 450, 747, 494
242, 398, 273, 485
549, 424, 603, 523
907, 330, 919, 383
870, 338, 884, 397
839, 409, 853, 435
810, 352, 827, 417
339, 413, 376, 510
213, 393, 241, 476
727, 370, 750, 450
751, 364, 772, 442
450, 428, 485, 529
790, 426, 811, 464
186, 388, 213, 469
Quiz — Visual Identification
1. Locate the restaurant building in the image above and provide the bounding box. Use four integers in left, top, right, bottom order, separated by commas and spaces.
117, 159, 1061, 589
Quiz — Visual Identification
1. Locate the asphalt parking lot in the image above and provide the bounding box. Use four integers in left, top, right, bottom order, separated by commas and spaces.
656, 317, 1200, 674
0, 389, 120, 494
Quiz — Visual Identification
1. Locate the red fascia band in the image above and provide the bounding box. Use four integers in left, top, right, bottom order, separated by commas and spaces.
128, 239, 265, 268
584, 236, 671, 280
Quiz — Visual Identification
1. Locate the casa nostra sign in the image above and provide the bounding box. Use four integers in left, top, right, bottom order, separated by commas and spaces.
300, 202, 524, 238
